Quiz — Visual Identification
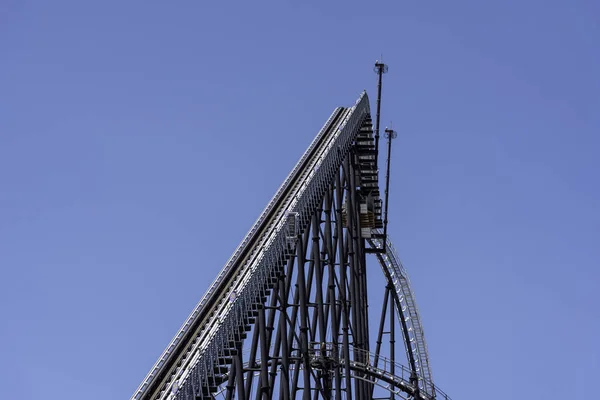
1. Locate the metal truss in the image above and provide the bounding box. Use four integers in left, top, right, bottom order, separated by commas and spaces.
131, 93, 450, 400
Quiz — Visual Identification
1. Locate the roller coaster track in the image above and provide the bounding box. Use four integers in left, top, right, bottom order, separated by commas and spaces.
214, 344, 450, 400
369, 232, 434, 397
131, 91, 452, 400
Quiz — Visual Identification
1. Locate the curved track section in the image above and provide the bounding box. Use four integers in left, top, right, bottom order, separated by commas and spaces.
342, 348, 450, 400
368, 231, 435, 397
213, 344, 451, 400
132, 93, 371, 400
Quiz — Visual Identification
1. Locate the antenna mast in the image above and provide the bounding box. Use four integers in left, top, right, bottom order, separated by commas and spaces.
382, 126, 397, 252
373, 60, 388, 169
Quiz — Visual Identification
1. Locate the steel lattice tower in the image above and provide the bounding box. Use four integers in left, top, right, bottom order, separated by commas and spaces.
131, 68, 452, 400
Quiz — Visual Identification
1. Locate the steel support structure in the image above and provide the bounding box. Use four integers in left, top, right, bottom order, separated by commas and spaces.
218, 156, 371, 400
131, 92, 449, 400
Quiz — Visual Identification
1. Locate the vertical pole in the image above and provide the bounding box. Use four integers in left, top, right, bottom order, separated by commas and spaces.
313, 213, 328, 344
264, 281, 281, 398
389, 284, 396, 400
225, 363, 236, 400
245, 311, 261, 396
359, 238, 370, 350
373, 287, 390, 368
276, 252, 296, 400
325, 185, 342, 400
279, 273, 291, 400
373, 61, 388, 169
335, 170, 353, 400
287, 226, 319, 400
258, 304, 270, 400
342, 157, 361, 398
235, 342, 247, 400
382, 128, 397, 252
296, 224, 312, 400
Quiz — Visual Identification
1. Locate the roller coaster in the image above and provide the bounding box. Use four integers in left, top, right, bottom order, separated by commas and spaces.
130, 63, 453, 400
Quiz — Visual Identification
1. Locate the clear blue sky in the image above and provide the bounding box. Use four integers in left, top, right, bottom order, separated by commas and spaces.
1, 1, 599, 399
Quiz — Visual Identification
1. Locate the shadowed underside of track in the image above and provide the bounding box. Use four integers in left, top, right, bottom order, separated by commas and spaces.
131, 93, 448, 400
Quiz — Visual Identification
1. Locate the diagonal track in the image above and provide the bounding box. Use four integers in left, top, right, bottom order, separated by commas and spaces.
132, 93, 371, 400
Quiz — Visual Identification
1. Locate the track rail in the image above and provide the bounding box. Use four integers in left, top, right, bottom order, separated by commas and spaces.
132, 93, 371, 400
369, 230, 435, 397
